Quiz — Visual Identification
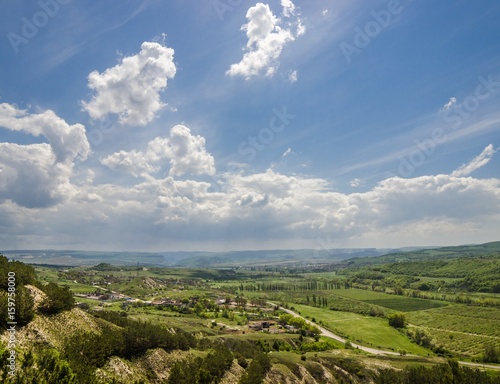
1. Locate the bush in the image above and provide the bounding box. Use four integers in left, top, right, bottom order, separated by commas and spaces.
239, 352, 271, 384
238, 357, 248, 369
2, 348, 76, 383
39, 283, 74, 315
0, 255, 38, 289
300, 340, 338, 352
167, 345, 233, 384
388, 313, 406, 328
407, 328, 433, 348
376, 360, 500, 384
483, 344, 499, 363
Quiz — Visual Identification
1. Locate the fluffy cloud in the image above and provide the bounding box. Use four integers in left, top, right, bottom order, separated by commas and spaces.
82, 41, 176, 126
3, 165, 499, 250
1, 107, 498, 248
0, 143, 70, 208
281, 0, 296, 17
0, 103, 90, 162
102, 125, 215, 177
0, 103, 89, 208
158, 125, 216, 177
451, 144, 496, 177
101, 149, 158, 177
227, 1, 303, 79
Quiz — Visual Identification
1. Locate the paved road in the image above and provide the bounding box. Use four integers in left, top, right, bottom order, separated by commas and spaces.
268, 302, 500, 370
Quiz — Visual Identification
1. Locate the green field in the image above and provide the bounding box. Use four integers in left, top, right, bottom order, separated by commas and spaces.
291, 304, 431, 355
330, 289, 449, 312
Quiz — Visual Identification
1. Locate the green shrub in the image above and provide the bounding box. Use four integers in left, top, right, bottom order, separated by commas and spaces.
388, 313, 406, 328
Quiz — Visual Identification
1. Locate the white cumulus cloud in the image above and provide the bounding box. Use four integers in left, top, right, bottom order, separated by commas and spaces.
102, 125, 215, 178
2, 163, 500, 249
0, 103, 89, 208
226, 1, 303, 79
0, 103, 90, 162
82, 41, 176, 126
1, 108, 499, 248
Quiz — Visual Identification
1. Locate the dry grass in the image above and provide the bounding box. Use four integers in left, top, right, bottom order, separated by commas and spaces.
1, 308, 101, 349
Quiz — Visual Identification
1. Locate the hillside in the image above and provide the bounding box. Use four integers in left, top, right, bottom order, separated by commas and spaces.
344, 242, 500, 267
172, 248, 404, 268
338, 242, 500, 293
0, 304, 417, 383
2, 247, 426, 268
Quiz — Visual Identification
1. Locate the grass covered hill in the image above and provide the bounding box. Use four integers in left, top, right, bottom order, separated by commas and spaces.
345, 242, 500, 267
342, 242, 500, 293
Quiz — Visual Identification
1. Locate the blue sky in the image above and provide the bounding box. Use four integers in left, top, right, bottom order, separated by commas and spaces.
0, 0, 499, 252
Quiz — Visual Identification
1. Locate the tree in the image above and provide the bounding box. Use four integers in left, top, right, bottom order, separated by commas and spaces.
483, 344, 499, 363
16, 284, 35, 326
5, 349, 76, 383
236, 297, 247, 308
239, 352, 271, 384
418, 283, 430, 291
410, 328, 432, 348
39, 283, 75, 314
388, 313, 406, 328
0, 255, 37, 289
492, 283, 500, 293
194, 301, 205, 316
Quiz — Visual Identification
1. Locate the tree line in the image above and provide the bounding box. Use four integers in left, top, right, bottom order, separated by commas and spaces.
377, 360, 500, 384
234, 279, 351, 292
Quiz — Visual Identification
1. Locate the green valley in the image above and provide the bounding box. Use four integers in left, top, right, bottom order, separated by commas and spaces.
1, 242, 500, 383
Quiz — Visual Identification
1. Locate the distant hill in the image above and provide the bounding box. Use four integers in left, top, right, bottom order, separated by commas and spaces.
171, 248, 422, 268
344, 241, 500, 267
1, 248, 409, 267
4, 243, 496, 268
0, 249, 182, 266
342, 242, 500, 293
91, 262, 122, 271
